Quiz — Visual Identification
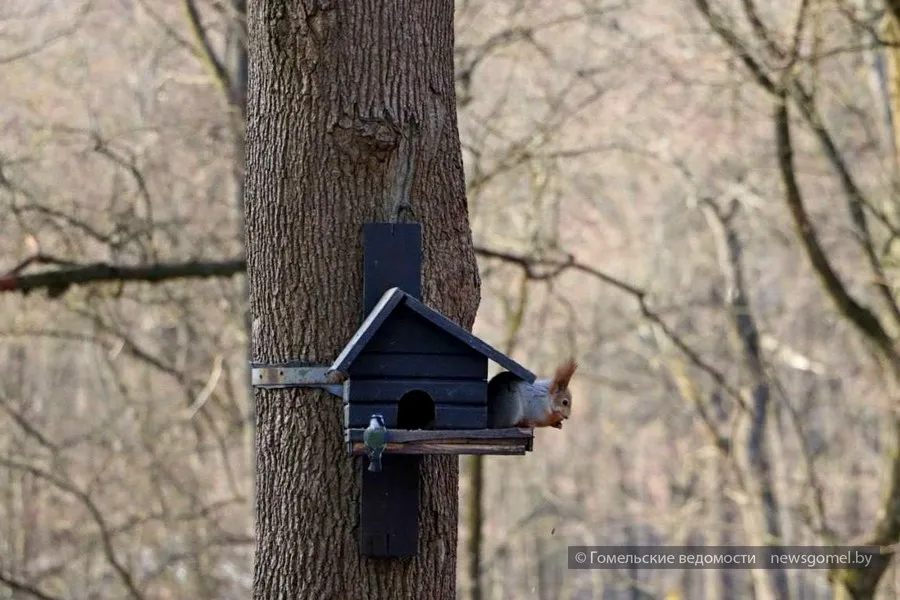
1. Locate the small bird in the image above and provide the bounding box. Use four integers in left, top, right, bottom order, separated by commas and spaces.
363, 414, 387, 473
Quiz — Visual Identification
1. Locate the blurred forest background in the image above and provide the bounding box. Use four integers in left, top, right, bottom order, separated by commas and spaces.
4, 0, 900, 598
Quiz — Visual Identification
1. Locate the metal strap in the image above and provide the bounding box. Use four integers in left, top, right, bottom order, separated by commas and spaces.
250, 361, 343, 397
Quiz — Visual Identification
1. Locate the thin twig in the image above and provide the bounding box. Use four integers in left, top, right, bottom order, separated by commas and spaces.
473, 246, 748, 408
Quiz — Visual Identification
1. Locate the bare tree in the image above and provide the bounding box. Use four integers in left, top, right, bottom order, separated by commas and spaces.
245, 0, 478, 597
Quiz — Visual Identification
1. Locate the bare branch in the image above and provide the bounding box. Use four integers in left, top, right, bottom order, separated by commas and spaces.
693, 0, 779, 94
2, 253, 79, 277
768, 375, 834, 543
182, 0, 234, 106
0, 259, 245, 296
0, 2, 89, 65
0, 458, 147, 600
785, 83, 900, 332
663, 357, 731, 453
474, 246, 642, 295
786, 0, 811, 68
739, 0, 785, 60
694, 0, 900, 335
829, 417, 900, 593
774, 97, 897, 364
0, 395, 59, 452
134, 0, 206, 60
473, 246, 748, 409
0, 572, 62, 600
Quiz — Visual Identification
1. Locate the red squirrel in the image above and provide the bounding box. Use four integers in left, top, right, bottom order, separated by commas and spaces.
486, 359, 577, 429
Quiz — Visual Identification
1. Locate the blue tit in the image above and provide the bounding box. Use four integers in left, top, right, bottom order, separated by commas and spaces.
363, 414, 387, 473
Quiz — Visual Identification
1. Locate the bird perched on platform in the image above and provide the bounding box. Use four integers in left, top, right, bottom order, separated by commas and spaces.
363, 414, 387, 473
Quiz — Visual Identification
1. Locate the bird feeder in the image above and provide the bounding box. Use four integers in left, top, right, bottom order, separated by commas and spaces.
251, 222, 540, 559
334, 285, 537, 453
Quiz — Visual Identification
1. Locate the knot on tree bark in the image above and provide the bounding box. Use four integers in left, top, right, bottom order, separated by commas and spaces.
333, 115, 413, 160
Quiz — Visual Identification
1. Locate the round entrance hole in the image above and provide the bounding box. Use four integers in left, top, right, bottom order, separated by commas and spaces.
397, 390, 435, 430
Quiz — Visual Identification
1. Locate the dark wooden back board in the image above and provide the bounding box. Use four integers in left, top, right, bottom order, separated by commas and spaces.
358, 222, 422, 558
363, 223, 422, 313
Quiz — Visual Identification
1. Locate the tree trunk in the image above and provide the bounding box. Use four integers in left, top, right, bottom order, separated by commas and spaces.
466, 271, 529, 600
705, 390, 738, 600
883, 3, 900, 178
245, 1, 479, 598
465, 455, 484, 600
703, 202, 790, 600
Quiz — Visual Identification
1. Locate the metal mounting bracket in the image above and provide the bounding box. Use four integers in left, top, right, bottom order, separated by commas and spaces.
250, 361, 344, 398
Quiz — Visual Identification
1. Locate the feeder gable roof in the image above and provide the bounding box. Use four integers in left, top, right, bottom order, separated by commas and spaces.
330, 287, 535, 383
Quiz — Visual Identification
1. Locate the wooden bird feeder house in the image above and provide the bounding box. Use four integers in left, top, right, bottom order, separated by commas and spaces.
334, 285, 536, 455
252, 222, 540, 559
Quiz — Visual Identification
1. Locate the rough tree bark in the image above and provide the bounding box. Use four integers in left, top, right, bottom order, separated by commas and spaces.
245, 1, 479, 598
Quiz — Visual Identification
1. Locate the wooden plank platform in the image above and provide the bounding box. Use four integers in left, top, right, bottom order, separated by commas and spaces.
346, 428, 534, 456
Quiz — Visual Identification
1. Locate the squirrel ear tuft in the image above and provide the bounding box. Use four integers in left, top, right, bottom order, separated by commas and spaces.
550, 359, 578, 392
